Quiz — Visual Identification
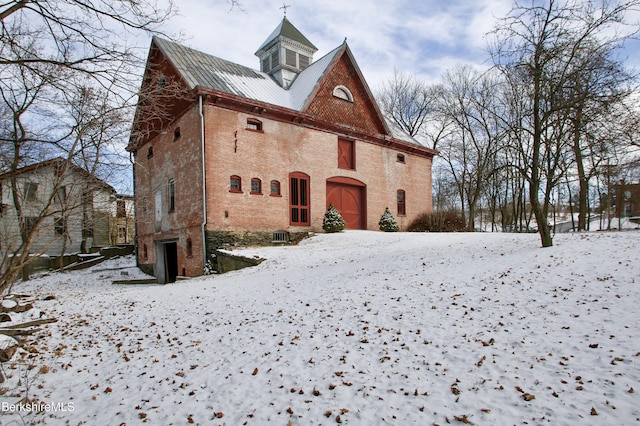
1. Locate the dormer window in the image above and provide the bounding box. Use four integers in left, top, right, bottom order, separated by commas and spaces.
333, 85, 354, 102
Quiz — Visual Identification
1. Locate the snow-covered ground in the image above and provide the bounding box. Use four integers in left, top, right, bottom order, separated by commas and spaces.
2, 230, 639, 425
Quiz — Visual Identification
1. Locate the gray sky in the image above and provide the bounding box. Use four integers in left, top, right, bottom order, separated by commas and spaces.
158, 0, 640, 92
161, 0, 640, 94
160, 0, 515, 90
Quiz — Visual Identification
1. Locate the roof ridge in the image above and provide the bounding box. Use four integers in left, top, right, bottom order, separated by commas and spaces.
255, 17, 317, 54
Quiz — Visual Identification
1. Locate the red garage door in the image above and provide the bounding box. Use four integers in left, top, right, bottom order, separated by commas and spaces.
326, 177, 366, 229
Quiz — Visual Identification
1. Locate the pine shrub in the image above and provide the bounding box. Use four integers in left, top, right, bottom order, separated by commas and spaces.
378, 207, 399, 232
322, 204, 346, 233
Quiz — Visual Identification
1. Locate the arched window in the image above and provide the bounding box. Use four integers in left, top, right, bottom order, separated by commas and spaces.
289, 172, 310, 226
230, 175, 242, 193
270, 180, 281, 196
250, 178, 262, 194
333, 85, 354, 102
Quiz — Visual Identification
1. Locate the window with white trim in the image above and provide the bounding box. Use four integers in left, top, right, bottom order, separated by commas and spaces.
333, 85, 354, 102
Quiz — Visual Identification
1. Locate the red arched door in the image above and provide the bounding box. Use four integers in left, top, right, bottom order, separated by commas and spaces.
326, 177, 366, 229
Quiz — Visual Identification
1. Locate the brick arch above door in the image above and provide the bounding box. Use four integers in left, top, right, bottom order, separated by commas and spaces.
326, 177, 366, 230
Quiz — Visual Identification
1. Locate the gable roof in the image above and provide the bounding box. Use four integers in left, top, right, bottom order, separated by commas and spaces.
256, 17, 317, 53
0, 158, 116, 193
151, 37, 429, 148
153, 36, 331, 111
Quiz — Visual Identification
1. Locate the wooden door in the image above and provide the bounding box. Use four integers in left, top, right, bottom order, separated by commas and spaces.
326, 182, 364, 229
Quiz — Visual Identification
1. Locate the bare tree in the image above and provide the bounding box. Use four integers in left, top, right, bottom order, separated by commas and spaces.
0, 1, 175, 91
0, 0, 182, 292
378, 69, 440, 148
489, 0, 640, 247
435, 66, 504, 230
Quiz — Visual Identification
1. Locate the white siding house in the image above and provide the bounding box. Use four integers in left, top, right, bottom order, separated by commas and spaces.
0, 158, 121, 259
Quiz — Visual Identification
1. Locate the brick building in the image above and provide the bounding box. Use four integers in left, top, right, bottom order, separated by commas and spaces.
128, 17, 437, 282
614, 182, 640, 218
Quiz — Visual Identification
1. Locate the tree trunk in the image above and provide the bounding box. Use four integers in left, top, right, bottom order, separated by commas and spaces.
572, 109, 589, 231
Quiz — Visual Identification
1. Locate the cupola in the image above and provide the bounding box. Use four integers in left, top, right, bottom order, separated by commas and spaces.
255, 17, 317, 89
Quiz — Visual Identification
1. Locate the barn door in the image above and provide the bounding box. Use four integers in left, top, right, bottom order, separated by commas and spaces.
326, 177, 366, 229
290, 172, 310, 226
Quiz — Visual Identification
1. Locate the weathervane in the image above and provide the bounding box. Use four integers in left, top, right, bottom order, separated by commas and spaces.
280, 3, 291, 16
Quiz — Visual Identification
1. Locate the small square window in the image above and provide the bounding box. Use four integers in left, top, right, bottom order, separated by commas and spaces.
230, 176, 242, 193
25, 182, 38, 201
247, 118, 263, 132
251, 178, 262, 194
173, 127, 181, 141
397, 154, 406, 163
54, 217, 66, 235
270, 180, 281, 197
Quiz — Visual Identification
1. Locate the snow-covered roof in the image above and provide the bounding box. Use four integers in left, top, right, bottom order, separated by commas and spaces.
154, 36, 332, 111
153, 37, 424, 148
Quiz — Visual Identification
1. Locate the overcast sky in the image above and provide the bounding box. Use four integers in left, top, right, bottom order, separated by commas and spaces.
158, 0, 640, 91
159, 0, 514, 90
158, 0, 640, 92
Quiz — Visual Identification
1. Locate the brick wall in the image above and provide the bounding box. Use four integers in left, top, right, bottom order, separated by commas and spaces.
306, 52, 386, 134
135, 101, 433, 279
202, 104, 432, 234
134, 106, 205, 276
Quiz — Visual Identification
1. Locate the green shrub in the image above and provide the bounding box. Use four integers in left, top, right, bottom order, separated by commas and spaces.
378, 207, 399, 232
322, 204, 346, 233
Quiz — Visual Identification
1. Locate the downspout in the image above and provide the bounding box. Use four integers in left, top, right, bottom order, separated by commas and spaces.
130, 151, 139, 268
199, 94, 208, 272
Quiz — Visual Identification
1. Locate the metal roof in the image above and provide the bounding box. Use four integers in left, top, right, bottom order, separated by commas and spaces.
152, 37, 423, 147
256, 17, 318, 53
154, 36, 332, 111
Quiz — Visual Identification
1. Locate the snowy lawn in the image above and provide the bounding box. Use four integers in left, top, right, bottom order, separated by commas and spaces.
2, 230, 639, 425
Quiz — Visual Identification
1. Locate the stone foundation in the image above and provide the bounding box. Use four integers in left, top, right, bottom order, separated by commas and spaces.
204, 230, 309, 273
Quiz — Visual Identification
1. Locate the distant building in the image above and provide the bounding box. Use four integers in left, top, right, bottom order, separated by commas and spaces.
128, 17, 437, 282
0, 158, 134, 259
614, 181, 640, 218
111, 194, 135, 245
